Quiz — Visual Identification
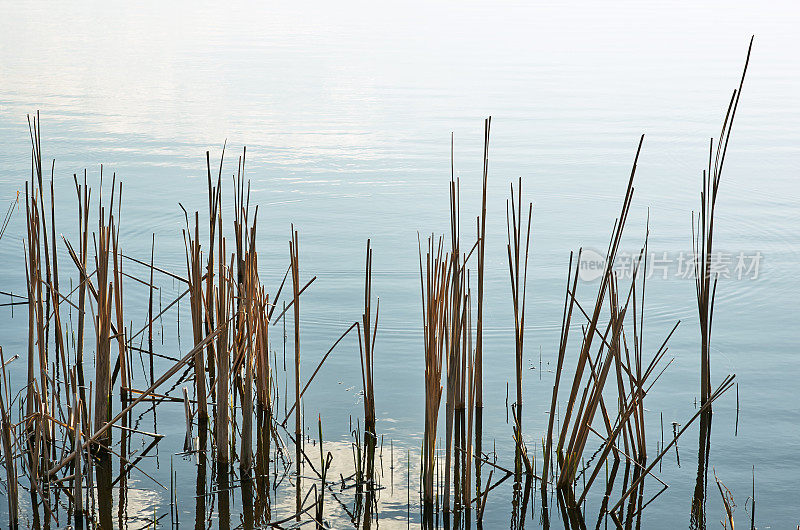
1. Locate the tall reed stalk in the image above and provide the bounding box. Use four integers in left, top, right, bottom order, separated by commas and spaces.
289, 226, 302, 519
358, 240, 378, 436
215, 234, 232, 464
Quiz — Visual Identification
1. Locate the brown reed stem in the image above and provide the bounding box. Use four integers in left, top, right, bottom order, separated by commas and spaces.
289, 226, 302, 520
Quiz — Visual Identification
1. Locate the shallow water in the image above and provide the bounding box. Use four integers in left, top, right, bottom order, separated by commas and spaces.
1, 1, 799, 528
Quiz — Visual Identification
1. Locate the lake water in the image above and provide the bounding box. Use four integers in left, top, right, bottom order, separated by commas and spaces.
1, 1, 799, 528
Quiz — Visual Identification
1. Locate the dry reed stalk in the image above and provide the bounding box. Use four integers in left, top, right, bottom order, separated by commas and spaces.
554, 136, 642, 485
462, 284, 475, 509
542, 250, 580, 490
184, 213, 209, 422
473, 117, 490, 515
476, 116, 490, 409
28, 116, 52, 439
629, 223, 649, 461
216, 223, 231, 463
240, 225, 260, 475
419, 234, 450, 506
205, 148, 224, 400
0, 347, 19, 526
255, 290, 271, 412
289, 226, 302, 519
358, 240, 378, 436
24, 179, 53, 474
505, 177, 532, 467
72, 393, 83, 522
694, 37, 753, 407
146, 235, 155, 388
714, 469, 736, 529
111, 185, 128, 410
560, 267, 651, 490
443, 169, 463, 512
48, 178, 66, 415
73, 173, 90, 397
93, 181, 115, 447
24, 182, 40, 441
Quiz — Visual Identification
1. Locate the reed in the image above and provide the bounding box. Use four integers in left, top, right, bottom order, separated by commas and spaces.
553, 137, 642, 491
184, 213, 209, 423
74, 173, 90, 396
215, 222, 231, 463
444, 169, 462, 512
419, 234, 450, 507
205, 148, 223, 403
72, 392, 83, 524
111, 184, 128, 410
475, 116, 490, 409
505, 177, 532, 469
694, 37, 753, 407
0, 347, 18, 527
93, 175, 115, 448
289, 226, 302, 519
0, 87, 756, 526
473, 117, 490, 511
240, 213, 261, 474
542, 249, 579, 490
358, 240, 378, 436
714, 469, 736, 529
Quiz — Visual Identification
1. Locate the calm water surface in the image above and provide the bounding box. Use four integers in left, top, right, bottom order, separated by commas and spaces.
1, 1, 799, 527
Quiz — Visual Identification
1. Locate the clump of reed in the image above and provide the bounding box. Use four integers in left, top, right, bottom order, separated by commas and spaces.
534, 134, 738, 520
183, 213, 209, 424
0, 41, 757, 525
694, 37, 753, 407
2, 125, 338, 527
505, 177, 532, 476
419, 234, 450, 509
